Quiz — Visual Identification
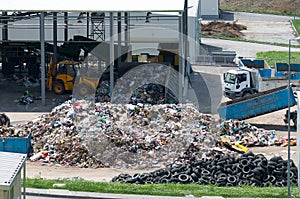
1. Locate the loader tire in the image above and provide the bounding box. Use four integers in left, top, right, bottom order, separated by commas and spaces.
53, 81, 65, 95
78, 83, 92, 97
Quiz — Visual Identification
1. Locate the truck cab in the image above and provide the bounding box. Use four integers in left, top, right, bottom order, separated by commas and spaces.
224, 69, 254, 99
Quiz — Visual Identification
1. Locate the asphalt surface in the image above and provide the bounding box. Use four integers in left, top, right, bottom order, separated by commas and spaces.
203, 11, 300, 58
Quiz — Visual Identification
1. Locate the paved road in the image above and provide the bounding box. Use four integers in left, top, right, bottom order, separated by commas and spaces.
24, 191, 296, 199
202, 11, 300, 58
201, 37, 300, 59
27, 196, 66, 199
223, 11, 299, 44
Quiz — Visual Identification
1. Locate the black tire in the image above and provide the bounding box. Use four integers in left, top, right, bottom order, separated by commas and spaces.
78, 83, 92, 97
53, 81, 65, 95
292, 117, 297, 127
242, 91, 252, 98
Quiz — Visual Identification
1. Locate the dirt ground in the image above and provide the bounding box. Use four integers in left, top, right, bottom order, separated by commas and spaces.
201, 21, 247, 38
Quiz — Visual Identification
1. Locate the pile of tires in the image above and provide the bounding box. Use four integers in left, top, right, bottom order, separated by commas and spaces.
111, 152, 298, 187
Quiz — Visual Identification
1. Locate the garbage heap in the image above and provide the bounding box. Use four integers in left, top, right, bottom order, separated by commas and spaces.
0, 100, 292, 172
26, 101, 103, 168
112, 151, 298, 187
95, 80, 178, 105
219, 119, 286, 148
72, 100, 219, 169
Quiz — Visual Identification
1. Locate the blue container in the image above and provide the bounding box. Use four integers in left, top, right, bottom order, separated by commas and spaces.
291, 72, 300, 80
258, 68, 272, 78
275, 71, 287, 77
0, 133, 32, 155
241, 59, 267, 69
218, 86, 296, 120
290, 64, 300, 72
275, 63, 289, 72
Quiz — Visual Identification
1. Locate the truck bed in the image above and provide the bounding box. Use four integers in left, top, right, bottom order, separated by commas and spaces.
218, 86, 296, 120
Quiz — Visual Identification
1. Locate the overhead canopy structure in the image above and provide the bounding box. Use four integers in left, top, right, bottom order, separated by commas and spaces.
0, 0, 191, 105
0, 0, 185, 12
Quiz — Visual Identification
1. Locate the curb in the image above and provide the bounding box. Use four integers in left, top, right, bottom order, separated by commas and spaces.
25, 188, 119, 199
24, 188, 226, 199
290, 19, 299, 38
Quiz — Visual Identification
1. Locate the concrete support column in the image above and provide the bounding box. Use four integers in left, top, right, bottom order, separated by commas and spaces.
53, 12, 58, 65
110, 12, 114, 95
64, 12, 68, 41
40, 12, 46, 105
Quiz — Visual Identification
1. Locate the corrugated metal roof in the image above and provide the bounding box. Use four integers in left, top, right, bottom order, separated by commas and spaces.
0, 0, 185, 12
0, 152, 26, 190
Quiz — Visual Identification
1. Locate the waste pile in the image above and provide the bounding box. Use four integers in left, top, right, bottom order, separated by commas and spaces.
0, 113, 11, 127
0, 99, 292, 171
219, 119, 282, 147
26, 101, 103, 168
72, 101, 218, 169
112, 151, 298, 187
95, 80, 110, 103
95, 80, 178, 105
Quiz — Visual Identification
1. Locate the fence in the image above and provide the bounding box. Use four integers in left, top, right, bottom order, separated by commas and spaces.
196, 54, 237, 66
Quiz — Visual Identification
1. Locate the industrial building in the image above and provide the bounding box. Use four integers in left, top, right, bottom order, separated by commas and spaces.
0, 0, 221, 112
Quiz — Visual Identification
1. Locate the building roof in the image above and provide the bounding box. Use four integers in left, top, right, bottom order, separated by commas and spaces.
0, 152, 26, 190
0, 0, 185, 12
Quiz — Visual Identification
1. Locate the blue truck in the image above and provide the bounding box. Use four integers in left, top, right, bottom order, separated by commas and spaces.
218, 86, 296, 120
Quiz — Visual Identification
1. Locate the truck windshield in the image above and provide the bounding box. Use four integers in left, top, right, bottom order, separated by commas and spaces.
224, 73, 236, 84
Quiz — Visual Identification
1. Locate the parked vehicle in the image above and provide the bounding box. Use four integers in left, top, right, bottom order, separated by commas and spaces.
223, 59, 300, 99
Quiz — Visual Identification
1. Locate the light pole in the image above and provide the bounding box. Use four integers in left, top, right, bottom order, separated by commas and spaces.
288, 36, 300, 197
294, 0, 296, 20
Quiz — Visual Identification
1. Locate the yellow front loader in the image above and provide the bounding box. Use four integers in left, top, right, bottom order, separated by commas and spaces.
47, 58, 99, 96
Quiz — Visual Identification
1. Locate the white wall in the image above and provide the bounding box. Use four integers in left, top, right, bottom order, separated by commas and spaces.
201, 0, 219, 19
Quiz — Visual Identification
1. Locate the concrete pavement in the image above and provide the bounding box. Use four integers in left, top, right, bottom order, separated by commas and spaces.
202, 11, 300, 58
24, 188, 295, 199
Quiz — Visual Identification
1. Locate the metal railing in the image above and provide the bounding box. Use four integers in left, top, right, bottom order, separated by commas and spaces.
195, 54, 237, 66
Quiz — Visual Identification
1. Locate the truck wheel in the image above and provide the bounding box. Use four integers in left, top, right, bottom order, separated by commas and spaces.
53, 81, 65, 95
292, 117, 297, 127
243, 92, 252, 97
78, 83, 92, 97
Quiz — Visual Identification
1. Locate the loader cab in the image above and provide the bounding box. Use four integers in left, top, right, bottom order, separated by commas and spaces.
56, 61, 79, 81
47, 60, 81, 94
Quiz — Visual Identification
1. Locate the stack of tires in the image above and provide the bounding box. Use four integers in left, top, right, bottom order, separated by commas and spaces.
112, 152, 298, 187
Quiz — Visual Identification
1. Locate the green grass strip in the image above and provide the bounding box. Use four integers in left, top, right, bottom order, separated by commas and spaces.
256, 51, 300, 67
25, 178, 300, 198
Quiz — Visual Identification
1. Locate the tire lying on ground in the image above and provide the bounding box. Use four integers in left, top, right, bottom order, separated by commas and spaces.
111, 151, 298, 187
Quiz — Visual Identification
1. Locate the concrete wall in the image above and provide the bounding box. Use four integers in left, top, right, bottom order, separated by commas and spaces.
201, 0, 219, 19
